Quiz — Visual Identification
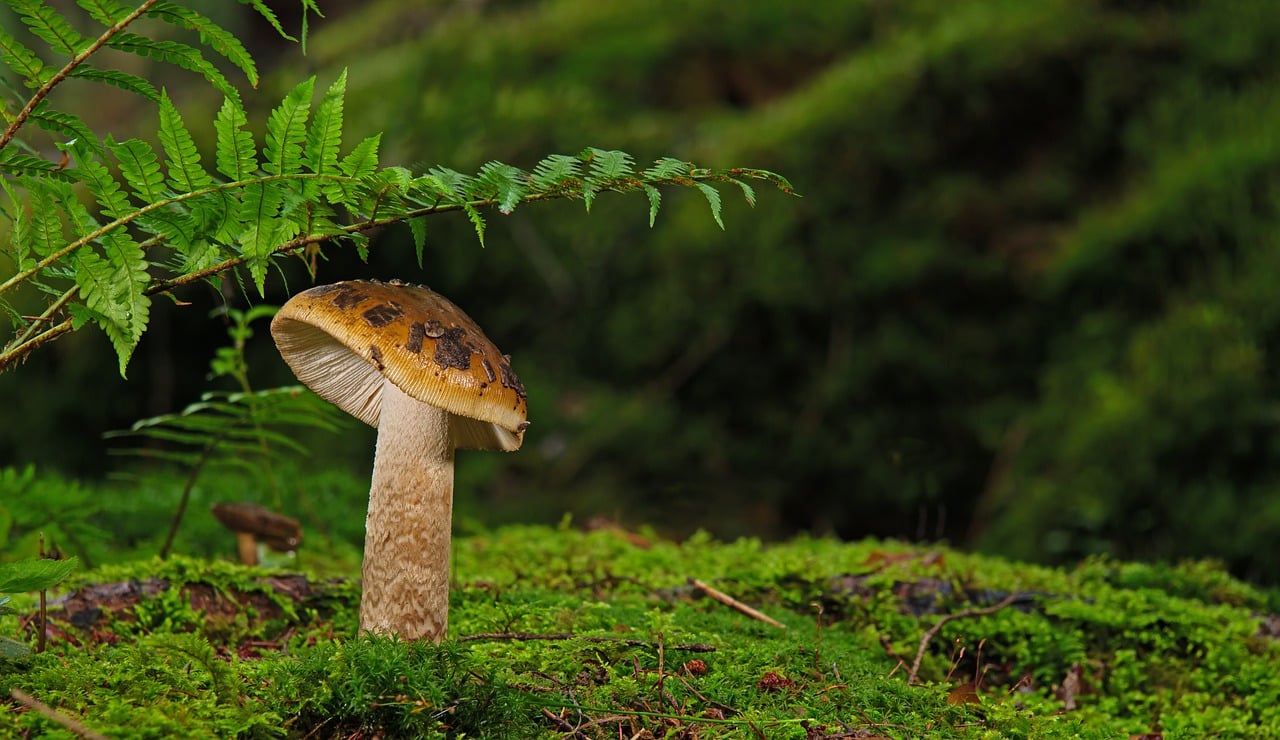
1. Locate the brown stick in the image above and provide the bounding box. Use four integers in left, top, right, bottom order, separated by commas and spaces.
10, 689, 108, 740
688, 577, 786, 629
907, 593, 1020, 685
539, 708, 590, 740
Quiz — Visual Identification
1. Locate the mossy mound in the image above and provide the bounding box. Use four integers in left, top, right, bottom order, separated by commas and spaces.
2, 524, 1277, 737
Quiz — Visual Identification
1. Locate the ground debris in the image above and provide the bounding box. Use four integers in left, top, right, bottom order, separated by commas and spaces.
34, 573, 330, 639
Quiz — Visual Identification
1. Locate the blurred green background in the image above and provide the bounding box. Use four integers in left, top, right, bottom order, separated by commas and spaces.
4, 0, 1280, 581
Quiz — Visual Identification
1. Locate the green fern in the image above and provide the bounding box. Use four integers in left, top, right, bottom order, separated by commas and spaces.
0, 0, 794, 376
107, 384, 348, 558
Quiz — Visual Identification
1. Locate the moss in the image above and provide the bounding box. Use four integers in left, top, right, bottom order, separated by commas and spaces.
2, 525, 1279, 737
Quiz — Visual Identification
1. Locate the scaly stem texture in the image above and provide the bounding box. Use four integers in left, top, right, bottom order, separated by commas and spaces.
361, 379, 454, 641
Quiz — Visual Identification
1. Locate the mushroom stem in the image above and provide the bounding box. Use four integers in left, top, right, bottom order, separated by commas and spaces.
361, 377, 455, 641
235, 532, 258, 566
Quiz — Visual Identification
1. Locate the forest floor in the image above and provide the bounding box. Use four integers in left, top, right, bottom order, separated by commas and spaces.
3, 522, 1279, 738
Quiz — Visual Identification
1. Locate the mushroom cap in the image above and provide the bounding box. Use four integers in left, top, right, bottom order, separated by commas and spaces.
210, 502, 303, 551
270, 279, 528, 451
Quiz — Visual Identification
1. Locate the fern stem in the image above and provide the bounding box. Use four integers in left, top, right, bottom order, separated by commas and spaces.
0, 318, 72, 372
158, 432, 223, 560
9, 285, 78, 350
0, 0, 160, 153
0, 173, 341, 298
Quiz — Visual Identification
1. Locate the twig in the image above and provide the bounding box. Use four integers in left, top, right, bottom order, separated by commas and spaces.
540, 708, 590, 740
458, 632, 716, 652
10, 689, 108, 740
907, 593, 1020, 685
687, 577, 786, 629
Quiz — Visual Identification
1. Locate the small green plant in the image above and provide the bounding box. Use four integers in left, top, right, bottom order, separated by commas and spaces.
0, 555, 76, 657
0, 0, 791, 376
105, 304, 346, 558
0, 465, 105, 566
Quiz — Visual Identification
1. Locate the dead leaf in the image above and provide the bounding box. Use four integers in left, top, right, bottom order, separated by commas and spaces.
947, 681, 981, 705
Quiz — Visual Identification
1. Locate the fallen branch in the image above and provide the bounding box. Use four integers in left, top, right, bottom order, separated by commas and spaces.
458, 631, 716, 652
907, 593, 1021, 685
688, 577, 786, 629
10, 689, 108, 740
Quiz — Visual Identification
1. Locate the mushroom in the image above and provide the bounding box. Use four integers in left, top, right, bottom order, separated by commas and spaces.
211, 502, 303, 566
270, 279, 528, 641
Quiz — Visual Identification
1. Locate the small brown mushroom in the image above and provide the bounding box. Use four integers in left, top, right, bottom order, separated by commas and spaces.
211, 502, 303, 566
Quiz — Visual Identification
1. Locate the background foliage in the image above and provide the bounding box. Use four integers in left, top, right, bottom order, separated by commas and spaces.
2, 0, 1280, 582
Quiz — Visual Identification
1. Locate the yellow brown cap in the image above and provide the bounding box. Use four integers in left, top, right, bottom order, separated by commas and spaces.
271, 279, 528, 451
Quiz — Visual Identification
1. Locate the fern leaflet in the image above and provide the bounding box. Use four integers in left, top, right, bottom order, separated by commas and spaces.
583, 147, 635, 180
214, 96, 257, 182
74, 0, 131, 26
68, 66, 160, 102
263, 76, 314, 177
105, 33, 236, 100
304, 69, 345, 179
408, 216, 426, 268
109, 138, 164, 204
695, 182, 725, 230
0, 27, 47, 87
157, 90, 213, 192
145, 1, 258, 87
10, 0, 88, 56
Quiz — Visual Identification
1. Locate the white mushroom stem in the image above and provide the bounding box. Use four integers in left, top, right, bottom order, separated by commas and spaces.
361, 377, 455, 642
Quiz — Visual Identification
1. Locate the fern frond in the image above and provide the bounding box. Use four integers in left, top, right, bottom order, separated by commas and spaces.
643, 157, 691, 179
530, 153, 582, 191
65, 143, 152, 372
407, 215, 426, 268
473, 161, 524, 214
340, 134, 380, 178
26, 102, 102, 159
329, 133, 379, 203
4, 180, 33, 271
0, 146, 72, 180
68, 66, 160, 101
23, 178, 63, 258
643, 184, 661, 228
0, 27, 48, 88
730, 177, 757, 207
145, 1, 258, 87
264, 77, 314, 178
73, 149, 130, 220
10, 0, 88, 56
74, 0, 130, 26
582, 147, 635, 180
214, 96, 257, 182
109, 138, 196, 250
71, 234, 149, 376
157, 90, 213, 192
463, 201, 486, 248
304, 70, 345, 178
239, 181, 287, 293
237, 0, 296, 42
105, 33, 236, 100
109, 386, 348, 461
695, 182, 725, 230
424, 166, 471, 201
108, 138, 164, 204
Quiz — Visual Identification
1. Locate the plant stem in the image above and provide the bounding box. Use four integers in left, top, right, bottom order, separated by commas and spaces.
158, 434, 223, 560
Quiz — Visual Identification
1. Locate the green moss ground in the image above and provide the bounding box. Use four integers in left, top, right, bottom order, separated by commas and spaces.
2, 523, 1278, 738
